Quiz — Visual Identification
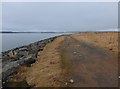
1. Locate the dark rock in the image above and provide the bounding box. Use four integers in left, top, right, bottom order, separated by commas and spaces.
2, 67, 17, 82
0, 54, 2, 59
3, 80, 31, 88
1, 36, 58, 84
9, 58, 19, 62
50, 61, 55, 64
19, 47, 28, 51
17, 51, 28, 57
38, 48, 43, 51
22, 55, 36, 66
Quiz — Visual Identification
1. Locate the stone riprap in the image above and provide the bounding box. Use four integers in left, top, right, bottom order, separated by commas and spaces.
1, 36, 57, 82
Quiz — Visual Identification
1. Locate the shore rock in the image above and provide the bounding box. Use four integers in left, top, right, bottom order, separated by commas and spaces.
1, 36, 57, 83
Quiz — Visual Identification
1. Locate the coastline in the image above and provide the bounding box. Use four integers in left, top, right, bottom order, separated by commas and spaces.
1, 32, 119, 87
1, 35, 59, 83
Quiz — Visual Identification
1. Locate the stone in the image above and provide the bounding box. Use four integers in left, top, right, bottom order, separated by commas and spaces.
1, 37, 56, 82
17, 51, 28, 57
8, 51, 14, 57
38, 48, 43, 51
65, 82, 68, 85
23, 55, 36, 66
36, 61, 38, 64
50, 61, 55, 64
19, 47, 28, 51
109, 48, 113, 50
9, 58, 19, 62
73, 52, 77, 54
13, 51, 17, 56
70, 79, 74, 83
0, 54, 2, 59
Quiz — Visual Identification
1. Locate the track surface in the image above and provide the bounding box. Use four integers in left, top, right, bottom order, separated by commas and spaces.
60, 36, 118, 87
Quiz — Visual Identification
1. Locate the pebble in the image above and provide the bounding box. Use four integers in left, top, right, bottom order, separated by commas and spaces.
50, 61, 55, 64
65, 82, 68, 85
118, 76, 120, 79
70, 79, 74, 83
36, 61, 38, 64
73, 52, 77, 54
3, 82, 5, 84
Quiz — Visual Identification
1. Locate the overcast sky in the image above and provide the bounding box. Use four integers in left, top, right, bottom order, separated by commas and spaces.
2, 2, 118, 32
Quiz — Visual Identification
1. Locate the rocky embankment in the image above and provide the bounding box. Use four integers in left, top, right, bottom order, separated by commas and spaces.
1, 36, 57, 83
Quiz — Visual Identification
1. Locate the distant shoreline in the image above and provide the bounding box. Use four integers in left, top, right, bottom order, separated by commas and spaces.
0, 31, 65, 33
0, 31, 119, 34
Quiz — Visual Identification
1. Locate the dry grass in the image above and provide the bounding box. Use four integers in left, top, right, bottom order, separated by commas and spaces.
71, 32, 118, 54
25, 36, 65, 87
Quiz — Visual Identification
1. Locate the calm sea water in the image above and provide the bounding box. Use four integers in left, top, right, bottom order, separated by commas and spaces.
1, 33, 63, 52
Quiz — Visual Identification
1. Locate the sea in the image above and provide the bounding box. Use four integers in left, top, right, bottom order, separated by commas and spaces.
1, 33, 65, 52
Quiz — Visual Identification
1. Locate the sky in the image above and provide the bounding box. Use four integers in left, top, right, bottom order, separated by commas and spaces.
1, 0, 119, 2
2, 2, 118, 32
118, 2, 120, 30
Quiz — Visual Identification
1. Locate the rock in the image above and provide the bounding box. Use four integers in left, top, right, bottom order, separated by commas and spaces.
36, 61, 38, 64
9, 58, 19, 61
50, 61, 55, 64
19, 47, 28, 51
70, 79, 74, 83
38, 48, 43, 51
8, 51, 14, 57
3, 80, 31, 88
2, 67, 17, 82
20, 55, 36, 66
0, 54, 2, 59
2, 56, 10, 62
17, 51, 28, 57
65, 82, 68, 85
73, 52, 77, 54
3, 82, 5, 84
109, 48, 113, 50
13, 51, 17, 56
1, 36, 57, 82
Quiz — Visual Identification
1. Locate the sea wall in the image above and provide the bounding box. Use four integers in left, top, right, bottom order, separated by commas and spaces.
1, 36, 58, 82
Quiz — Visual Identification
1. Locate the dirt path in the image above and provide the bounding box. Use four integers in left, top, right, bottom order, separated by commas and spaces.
60, 35, 118, 87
